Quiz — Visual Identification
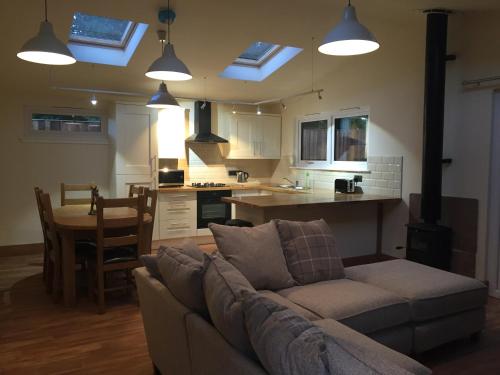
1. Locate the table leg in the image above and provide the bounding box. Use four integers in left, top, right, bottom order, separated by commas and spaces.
61, 229, 76, 307
376, 202, 383, 259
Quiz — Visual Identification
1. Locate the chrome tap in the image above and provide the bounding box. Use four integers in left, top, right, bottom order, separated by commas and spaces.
283, 177, 298, 187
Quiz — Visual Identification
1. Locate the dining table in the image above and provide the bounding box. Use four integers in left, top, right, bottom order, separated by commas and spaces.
53, 204, 152, 307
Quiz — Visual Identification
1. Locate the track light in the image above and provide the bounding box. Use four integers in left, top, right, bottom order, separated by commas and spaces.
90, 94, 98, 106
318, 92, 323, 100
256, 106, 262, 115
232, 105, 237, 114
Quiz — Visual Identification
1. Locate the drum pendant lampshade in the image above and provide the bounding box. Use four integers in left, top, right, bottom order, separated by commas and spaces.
146, 82, 180, 108
318, 3, 379, 56
146, 43, 192, 81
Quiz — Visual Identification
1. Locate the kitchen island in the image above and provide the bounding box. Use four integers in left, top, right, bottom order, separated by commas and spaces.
223, 192, 401, 260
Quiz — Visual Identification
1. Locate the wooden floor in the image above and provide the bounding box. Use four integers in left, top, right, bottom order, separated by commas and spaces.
1, 253, 500, 374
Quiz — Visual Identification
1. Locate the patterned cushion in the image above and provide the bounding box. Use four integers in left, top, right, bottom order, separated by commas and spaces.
274, 219, 344, 285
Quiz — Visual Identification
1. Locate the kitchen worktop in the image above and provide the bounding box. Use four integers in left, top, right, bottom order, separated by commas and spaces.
221, 193, 400, 208
158, 184, 306, 194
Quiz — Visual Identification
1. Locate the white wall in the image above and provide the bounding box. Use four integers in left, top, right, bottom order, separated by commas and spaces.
0, 93, 110, 246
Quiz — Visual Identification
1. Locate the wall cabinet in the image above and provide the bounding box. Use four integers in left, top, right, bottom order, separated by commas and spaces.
218, 111, 281, 159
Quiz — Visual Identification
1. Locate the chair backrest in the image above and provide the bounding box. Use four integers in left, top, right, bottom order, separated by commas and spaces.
34, 187, 48, 244
60, 183, 96, 206
39, 193, 61, 257
142, 188, 158, 220
128, 184, 145, 198
95, 196, 146, 260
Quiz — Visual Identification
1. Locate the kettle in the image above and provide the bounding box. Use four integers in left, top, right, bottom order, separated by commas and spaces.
236, 171, 249, 183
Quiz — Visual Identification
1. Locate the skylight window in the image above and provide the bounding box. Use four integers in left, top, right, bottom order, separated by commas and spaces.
67, 12, 148, 67
70, 12, 134, 48
219, 41, 302, 82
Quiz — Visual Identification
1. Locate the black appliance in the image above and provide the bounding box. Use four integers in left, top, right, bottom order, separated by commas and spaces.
335, 175, 363, 194
158, 169, 184, 188
197, 190, 232, 229
406, 10, 453, 271
185, 101, 229, 144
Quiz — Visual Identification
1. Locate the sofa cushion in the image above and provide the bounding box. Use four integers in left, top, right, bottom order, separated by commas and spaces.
277, 279, 410, 334
209, 222, 295, 290
157, 245, 208, 315
274, 219, 344, 285
203, 254, 257, 357
314, 319, 431, 375
242, 292, 416, 375
345, 259, 488, 321
258, 290, 321, 321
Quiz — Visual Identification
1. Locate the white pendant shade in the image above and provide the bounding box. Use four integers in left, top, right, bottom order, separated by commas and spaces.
319, 4, 379, 56
146, 82, 180, 108
17, 21, 76, 65
146, 43, 192, 81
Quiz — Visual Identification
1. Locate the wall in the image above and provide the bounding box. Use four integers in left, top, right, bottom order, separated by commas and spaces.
0, 92, 111, 246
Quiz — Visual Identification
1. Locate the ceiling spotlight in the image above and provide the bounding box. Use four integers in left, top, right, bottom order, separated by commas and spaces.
232, 105, 237, 114
90, 94, 98, 106
256, 106, 262, 115
201, 101, 207, 110
281, 102, 287, 110
318, 92, 323, 100
318, 0, 379, 56
146, 82, 180, 109
17, 0, 76, 65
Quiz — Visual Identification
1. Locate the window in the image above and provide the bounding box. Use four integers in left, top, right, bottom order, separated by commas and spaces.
296, 110, 369, 170
67, 12, 148, 66
69, 12, 134, 48
219, 41, 302, 82
24, 107, 107, 144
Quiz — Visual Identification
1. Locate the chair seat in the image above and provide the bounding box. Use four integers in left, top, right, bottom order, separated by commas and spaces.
87, 243, 138, 265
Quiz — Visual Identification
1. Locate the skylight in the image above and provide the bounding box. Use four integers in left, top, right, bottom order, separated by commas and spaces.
67, 12, 148, 66
219, 41, 302, 82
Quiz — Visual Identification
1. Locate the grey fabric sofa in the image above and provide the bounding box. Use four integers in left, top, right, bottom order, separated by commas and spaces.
135, 258, 487, 375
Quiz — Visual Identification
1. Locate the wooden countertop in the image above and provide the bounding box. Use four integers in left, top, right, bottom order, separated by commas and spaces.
221, 193, 401, 208
158, 184, 306, 194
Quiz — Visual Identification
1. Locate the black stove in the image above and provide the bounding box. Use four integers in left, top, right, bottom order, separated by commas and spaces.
191, 182, 228, 188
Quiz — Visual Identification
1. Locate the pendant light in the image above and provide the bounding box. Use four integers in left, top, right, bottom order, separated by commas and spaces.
145, 1, 192, 81
318, 0, 379, 56
17, 0, 76, 65
146, 82, 180, 109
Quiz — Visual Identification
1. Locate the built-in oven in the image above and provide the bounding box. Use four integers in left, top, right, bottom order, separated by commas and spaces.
197, 190, 232, 229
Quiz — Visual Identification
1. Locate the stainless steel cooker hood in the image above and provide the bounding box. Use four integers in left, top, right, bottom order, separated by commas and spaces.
185, 101, 228, 143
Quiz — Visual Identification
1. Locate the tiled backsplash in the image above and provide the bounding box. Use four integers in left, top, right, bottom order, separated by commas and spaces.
288, 156, 403, 198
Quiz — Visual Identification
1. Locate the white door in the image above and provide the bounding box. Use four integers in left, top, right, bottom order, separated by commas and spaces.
259, 115, 281, 159
115, 104, 152, 175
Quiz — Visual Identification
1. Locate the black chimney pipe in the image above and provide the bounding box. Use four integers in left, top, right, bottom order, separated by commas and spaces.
420, 10, 449, 224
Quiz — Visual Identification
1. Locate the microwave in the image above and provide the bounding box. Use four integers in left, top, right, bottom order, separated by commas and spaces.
159, 169, 184, 188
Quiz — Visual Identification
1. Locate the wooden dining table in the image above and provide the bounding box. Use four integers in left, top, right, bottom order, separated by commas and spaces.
53, 204, 152, 307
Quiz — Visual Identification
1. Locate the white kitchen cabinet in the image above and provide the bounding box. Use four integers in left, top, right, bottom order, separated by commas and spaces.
218, 111, 281, 159
158, 192, 197, 239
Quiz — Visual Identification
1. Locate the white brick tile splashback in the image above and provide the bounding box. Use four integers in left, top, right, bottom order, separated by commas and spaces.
287, 156, 403, 198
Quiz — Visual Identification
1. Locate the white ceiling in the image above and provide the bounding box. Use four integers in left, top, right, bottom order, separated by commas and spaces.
2, 0, 499, 104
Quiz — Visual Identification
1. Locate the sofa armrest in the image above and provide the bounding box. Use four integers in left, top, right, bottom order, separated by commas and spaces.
134, 267, 193, 375
186, 313, 267, 375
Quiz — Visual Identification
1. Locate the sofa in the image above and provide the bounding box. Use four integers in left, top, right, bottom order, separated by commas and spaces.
135, 219, 487, 375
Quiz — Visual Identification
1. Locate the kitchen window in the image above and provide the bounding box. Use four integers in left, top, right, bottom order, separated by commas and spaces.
296, 109, 369, 170
24, 107, 108, 144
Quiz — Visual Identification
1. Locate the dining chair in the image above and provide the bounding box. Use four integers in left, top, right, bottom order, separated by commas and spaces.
34, 187, 51, 291
128, 184, 145, 198
60, 183, 96, 206
142, 188, 158, 254
87, 196, 147, 313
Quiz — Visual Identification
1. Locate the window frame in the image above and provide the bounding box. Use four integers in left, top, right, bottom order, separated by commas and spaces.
23, 106, 108, 145
295, 108, 370, 171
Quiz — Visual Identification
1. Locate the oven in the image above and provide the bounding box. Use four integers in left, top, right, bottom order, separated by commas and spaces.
196, 190, 232, 229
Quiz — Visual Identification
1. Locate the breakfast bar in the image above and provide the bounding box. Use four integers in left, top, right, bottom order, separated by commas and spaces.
223, 193, 401, 260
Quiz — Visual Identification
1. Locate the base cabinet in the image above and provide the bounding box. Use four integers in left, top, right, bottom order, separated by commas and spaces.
158, 192, 197, 239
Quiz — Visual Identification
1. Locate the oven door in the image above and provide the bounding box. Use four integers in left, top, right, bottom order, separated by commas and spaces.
197, 190, 232, 229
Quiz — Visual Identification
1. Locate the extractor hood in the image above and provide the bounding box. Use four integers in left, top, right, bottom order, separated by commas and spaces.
185, 101, 228, 143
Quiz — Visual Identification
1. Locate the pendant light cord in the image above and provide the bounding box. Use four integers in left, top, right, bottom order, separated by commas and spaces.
167, 0, 171, 44
44, 0, 48, 21
311, 37, 315, 91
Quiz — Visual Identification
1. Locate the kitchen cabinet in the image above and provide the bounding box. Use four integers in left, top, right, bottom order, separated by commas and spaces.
218, 111, 281, 159
158, 192, 197, 239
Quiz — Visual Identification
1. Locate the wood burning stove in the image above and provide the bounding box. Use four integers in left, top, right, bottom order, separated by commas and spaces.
406, 9, 453, 270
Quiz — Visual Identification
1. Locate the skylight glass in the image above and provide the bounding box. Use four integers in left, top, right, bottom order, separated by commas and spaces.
234, 41, 280, 66
69, 12, 134, 48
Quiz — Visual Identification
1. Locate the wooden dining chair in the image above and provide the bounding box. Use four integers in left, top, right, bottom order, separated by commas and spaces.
128, 184, 145, 198
60, 183, 96, 206
34, 187, 51, 291
87, 196, 146, 313
142, 188, 158, 254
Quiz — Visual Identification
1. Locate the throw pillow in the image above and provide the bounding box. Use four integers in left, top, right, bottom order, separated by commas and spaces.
209, 222, 295, 290
203, 254, 257, 356
242, 293, 412, 375
157, 246, 208, 315
274, 219, 344, 284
